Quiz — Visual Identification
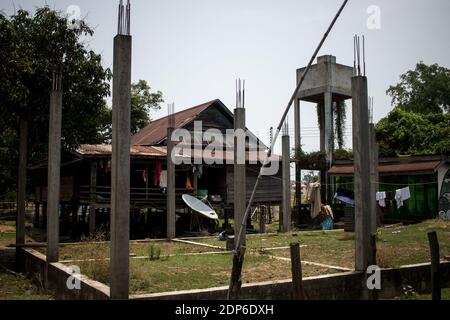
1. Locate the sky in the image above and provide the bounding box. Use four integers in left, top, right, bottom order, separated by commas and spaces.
1, 0, 450, 154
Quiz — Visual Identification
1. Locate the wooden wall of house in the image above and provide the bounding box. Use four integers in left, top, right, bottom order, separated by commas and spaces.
226, 163, 283, 204
184, 105, 233, 133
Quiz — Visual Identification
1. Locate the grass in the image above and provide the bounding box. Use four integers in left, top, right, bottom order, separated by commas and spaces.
192, 219, 450, 269
394, 287, 450, 300
0, 270, 53, 300
75, 252, 338, 294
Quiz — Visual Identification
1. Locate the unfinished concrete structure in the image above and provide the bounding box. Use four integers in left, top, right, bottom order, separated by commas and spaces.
47, 71, 63, 263
234, 82, 246, 247
281, 127, 291, 232
294, 55, 353, 203
352, 74, 371, 272
110, 0, 132, 300
166, 104, 176, 240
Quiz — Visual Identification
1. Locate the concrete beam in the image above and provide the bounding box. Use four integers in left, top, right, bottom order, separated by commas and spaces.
110, 34, 131, 300
352, 76, 371, 272
282, 134, 292, 232
46, 83, 62, 263
16, 119, 27, 245
166, 127, 176, 240
234, 107, 246, 247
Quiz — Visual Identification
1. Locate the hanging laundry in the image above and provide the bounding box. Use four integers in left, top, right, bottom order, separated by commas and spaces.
334, 188, 355, 206
321, 204, 334, 220
153, 160, 162, 186
376, 191, 386, 207
142, 169, 147, 183
305, 182, 322, 219
159, 170, 167, 188
395, 187, 410, 208
197, 164, 203, 179
186, 175, 193, 190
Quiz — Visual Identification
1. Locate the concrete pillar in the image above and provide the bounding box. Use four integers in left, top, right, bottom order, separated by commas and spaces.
46, 74, 62, 263
89, 160, 97, 235
166, 127, 176, 240
324, 92, 334, 203
294, 99, 302, 207
282, 134, 292, 232
17, 119, 27, 245
352, 76, 371, 272
369, 124, 379, 234
234, 107, 246, 247
110, 34, 131, 300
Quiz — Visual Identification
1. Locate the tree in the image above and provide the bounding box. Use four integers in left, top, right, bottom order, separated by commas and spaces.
130, 80, 163, 134
0, 7, 112, 196
386, 62, 450, 114
375, 108, 450, 157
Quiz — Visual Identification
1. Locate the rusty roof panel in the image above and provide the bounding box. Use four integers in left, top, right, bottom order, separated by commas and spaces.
131, 100, 217, 146
77, 144, 167, 157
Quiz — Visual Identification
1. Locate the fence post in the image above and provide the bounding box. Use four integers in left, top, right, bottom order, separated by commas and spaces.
427, 231, 441, 300
290, 242, 305, 300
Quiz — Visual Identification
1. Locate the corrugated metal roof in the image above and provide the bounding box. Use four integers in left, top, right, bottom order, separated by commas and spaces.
77, 144, 167, 157
131, 100, 217, 146
329, 160, 442, 175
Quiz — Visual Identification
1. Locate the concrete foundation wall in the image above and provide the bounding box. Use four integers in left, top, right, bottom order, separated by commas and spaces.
18, 248, 109, 300
131, 262, 450, 300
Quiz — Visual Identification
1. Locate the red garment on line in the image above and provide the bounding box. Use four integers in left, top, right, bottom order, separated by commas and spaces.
153, 160, 162, 186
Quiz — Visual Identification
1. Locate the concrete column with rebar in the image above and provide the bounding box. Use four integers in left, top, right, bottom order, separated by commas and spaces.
110, 33, 132, 300
46, 73, 62, 263
166, 126, 176, 240
352, 75, 371, 272
234, 107, 246, 247
282, 133, 292, 232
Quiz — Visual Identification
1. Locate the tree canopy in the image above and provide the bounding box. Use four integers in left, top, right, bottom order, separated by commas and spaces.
376, 108, 450, 157
376, 62, 450, 157
386, 62, 450, 114
0, 7, 112, 195
130, 80, 163, 134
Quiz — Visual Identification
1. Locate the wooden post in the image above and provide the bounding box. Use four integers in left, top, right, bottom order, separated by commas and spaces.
427, 231, 441, 300
16, 119, 28, 245
34, 202, 40, 228
89, 160, 97, 235
258, 206, 265, 234
290, 242, 305, 300
227, 246, 246, 300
